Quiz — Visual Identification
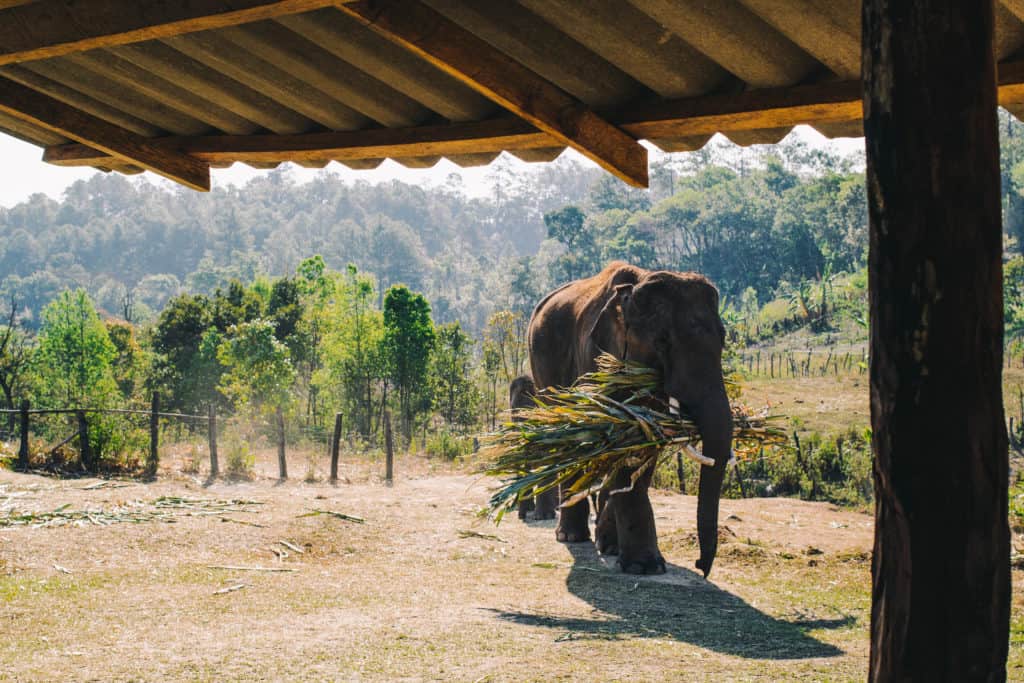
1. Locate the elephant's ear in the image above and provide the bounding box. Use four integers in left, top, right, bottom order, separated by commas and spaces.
586, 283, 633, 359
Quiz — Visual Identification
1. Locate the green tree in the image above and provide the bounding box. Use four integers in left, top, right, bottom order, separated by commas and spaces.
34, 289, 117, 405
217, 319, 296, 413
323, 265, 385, 439
431, 322, 478, 426
150, 293, 222, 412
383, 285, 435, 442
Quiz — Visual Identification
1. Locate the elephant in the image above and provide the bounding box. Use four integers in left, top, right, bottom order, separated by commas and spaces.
527, 261, 732, 577
509, 375, 558, 521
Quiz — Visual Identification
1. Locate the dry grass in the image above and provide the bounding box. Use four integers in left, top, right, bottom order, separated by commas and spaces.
2, 429, 1022, 681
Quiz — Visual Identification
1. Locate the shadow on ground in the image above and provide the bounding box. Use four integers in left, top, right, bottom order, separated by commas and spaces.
490, 542, 849, 659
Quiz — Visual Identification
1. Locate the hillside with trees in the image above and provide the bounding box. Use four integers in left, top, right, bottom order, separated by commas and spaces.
6, 115, 1024, 501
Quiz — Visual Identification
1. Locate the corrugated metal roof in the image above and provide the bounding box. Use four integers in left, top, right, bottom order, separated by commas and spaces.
0, 0, 1022, 188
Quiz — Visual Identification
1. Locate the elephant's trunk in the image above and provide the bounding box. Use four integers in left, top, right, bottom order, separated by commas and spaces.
692, 389, 733, 578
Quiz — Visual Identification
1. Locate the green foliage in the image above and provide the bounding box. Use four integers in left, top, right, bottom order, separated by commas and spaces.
216, 319, 296, 412
383, 285, 435, 441
431, 322, 478, 427
34, 289, 118, 406
425, 428, 475, 460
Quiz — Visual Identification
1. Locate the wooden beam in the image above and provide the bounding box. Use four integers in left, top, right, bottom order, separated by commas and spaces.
47, 65, 1024, 175
43, 118, 551, 166
335, 0, 648, 187
864, 0, 1009, 680
0, 76, 208, 190
0, 0, 338, 66
618, 80, 864, 139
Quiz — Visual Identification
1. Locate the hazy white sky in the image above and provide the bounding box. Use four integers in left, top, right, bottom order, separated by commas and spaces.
0, 126, 864, 208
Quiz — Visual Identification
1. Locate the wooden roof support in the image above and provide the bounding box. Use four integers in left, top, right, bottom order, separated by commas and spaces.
0, 75, 209, 191
335, 0, 648, 187
864, 0, 1009, 679
0, 0, 340, 66
618, 80, 863, 139
43, 118, 552, 167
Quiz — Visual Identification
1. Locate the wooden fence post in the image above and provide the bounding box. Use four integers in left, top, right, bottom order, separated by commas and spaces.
675, 451, 685, 494
147, 392, 159, 479
18, 399, 29, 470
208, 404, 218, 478
330, 412, 342, 483
276, 406, 287, 480
384, 410, 394, 483
76, 409, 93, 471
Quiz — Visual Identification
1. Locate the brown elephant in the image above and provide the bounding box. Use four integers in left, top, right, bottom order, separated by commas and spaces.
509, 375, 559, 521
528, 261, 732, 577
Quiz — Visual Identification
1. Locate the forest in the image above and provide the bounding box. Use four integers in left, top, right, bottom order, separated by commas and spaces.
6, 113, 1024, 500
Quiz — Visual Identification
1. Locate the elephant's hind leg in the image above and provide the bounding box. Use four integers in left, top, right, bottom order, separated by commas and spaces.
595, 488, 619, 555
532, 487, 558, 520
554, 477, 590, 542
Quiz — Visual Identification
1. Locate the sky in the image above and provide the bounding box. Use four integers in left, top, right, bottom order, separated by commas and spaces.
0, 126, 865, 208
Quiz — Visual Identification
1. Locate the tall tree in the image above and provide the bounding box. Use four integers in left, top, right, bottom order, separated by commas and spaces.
34, 289, 117, 405
382, 285, 435, 442
431, 322, 477, 427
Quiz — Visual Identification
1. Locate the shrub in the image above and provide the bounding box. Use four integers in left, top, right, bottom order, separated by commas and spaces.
425, 429, 474, 460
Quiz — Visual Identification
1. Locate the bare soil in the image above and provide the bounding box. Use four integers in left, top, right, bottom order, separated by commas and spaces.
1, 449, 1021, 682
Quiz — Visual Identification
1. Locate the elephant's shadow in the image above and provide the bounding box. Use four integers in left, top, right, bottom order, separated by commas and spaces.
490, 542, 849, 659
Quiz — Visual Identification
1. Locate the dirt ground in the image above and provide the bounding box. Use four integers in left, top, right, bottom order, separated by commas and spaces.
1, 450, 1021, 682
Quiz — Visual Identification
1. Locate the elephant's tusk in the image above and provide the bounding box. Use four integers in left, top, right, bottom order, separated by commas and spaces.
668, 397, 680, 416
683, 445, 715, 467
728, 450, 737, 468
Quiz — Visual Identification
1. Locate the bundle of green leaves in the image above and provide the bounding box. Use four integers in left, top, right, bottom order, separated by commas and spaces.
481, 353, 787, 521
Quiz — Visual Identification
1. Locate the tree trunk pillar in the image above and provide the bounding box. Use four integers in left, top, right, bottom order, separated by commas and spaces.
863, 1, 1009, 679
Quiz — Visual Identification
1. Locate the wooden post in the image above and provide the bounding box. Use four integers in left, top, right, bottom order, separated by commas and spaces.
675, 450, 685, 494
864, 0, 1009, 678
384, 410, 394, 483
276, 405, 287, 480
208, 404, 218, 478
733, 461, 747, 499
330, 412, 342, 483
17, 399, 28, 470
146, 391, 159, 479
76, 409, 93, 471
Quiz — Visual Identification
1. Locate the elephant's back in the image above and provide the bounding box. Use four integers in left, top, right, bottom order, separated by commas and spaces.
528, 262, 646, 388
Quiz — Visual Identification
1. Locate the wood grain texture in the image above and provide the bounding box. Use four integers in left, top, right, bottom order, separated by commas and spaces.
863, 0, 1010, 679
337, 0, 648, 187
43, 117, 552, 165
0, 75, 208, 190
0, 0, 338, 66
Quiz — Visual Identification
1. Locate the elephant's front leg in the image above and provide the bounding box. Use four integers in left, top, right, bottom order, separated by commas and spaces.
554, 475, 590, 542
611, 466, 665, 574
595, 488, 618, 555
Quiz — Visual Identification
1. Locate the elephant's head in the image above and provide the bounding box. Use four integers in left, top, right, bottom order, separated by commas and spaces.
590, 271, 733, 577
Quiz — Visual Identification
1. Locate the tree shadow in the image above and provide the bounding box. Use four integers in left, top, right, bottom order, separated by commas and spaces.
490, 542, 849, 659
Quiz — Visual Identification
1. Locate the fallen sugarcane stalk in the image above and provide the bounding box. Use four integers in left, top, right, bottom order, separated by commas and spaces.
207, 565, 298, 573
299, 509, 365, 523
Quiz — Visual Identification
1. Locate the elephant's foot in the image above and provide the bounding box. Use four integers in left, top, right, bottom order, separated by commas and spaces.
517, 498, 535, 520
618, 550, 666, 575
555, 497, 590, 543
596, 531, 619, 556
555, 526, 590, 543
